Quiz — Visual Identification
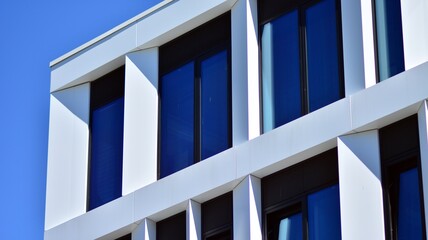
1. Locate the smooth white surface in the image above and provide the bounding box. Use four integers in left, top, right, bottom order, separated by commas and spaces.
231, 0, 260, 145
132, 218, 156, 240
186, 200, 201, 240
341, 0, 366, 96
123, 48, 158, 195
417, 100, 428, 238
45, 83, 90, 230
360, 0, 377, 88
338, 131, 385, 240
401, 0, 428, 70
233, 175, 262, 240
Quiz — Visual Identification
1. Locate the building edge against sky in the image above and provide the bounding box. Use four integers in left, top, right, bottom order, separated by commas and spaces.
45, 0, 428, 239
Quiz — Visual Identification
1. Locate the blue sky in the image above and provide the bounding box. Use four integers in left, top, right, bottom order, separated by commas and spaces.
0, 0, 161, 238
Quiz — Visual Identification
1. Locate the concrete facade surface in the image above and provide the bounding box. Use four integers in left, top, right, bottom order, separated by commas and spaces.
46, 0, 428, 239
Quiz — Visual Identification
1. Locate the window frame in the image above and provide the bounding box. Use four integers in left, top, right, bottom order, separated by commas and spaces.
158, 12, 232, 179
87, 66, 125, 211
202, 192, 234, 240
258, 0, 345, 133
262, 149, 340, 240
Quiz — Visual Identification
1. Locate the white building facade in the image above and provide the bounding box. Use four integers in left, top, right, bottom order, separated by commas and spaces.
45, 0, 428, 239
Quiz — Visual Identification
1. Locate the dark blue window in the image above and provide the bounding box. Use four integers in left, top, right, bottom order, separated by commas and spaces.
307, 185, 341, 240
375, 0, 405, 81
160, 63, 195, 178
261, 0, 343, 132
397, 168, 423, 239
89, 67, 125, 210
278, 213, 303, 240
159, 13, 231, 179
201, 50, 229, 160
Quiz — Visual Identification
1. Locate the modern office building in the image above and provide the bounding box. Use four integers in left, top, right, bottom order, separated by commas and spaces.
45, 0, 428, 239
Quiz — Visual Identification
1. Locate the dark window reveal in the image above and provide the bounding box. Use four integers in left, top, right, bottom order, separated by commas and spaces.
88, 66, 125, 211
379, 115, 425, 239
159, 12, 231, 178
260, 0, 344, 132
157, 212, 186, 240
202, 192, 233, 239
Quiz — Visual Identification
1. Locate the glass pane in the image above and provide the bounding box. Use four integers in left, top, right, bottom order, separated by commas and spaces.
201, 50, 229, 160
375, 0, 405, 81
305, 0, 341, 112
397, 168, 423, 240
308, 184, 341, 240
89, 97, 124, 210
160, 62, 194, 178
262, 10, 301, 132
278, 212, 303, 240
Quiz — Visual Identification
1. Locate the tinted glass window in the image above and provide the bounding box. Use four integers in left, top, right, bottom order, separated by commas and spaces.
375, 0, 405, 81
305, 0, 341, 112
262, 10, 300, 131
397, 168, 423, 239
89, 97, 124, 210
278, 212, 303, 240
307, 184, 341, 240
201, 50, 229, 160
160, 62, 195, 178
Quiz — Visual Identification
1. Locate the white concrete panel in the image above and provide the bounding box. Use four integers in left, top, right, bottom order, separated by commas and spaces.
233, 175, 262, 240
401, 0, 428, 70
231, 0, 260, 145
133, 148, 240, 222
45, 193, 135, 240
341, 0, 366, 96
352, 61, 428, 131
45, 83, 90, 230
417, 100, 428, 238
236, 97, 351, 178
123, 48, 158, 195
186, 200, 201, 240
338, 131, 385, 240
133, 218, 156, 240
51, 25, 136, 92
360, 0, 377, 88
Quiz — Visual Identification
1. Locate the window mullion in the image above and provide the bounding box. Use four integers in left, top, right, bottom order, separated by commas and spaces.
302, 197, 309, 240
298, 6, 309, 116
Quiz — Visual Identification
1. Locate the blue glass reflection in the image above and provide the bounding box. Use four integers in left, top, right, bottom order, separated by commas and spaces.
279, 213, 303, 240
305, 0, 341, 112
89, 97, 124, 210
160, 62, 194, 178
397, 168, 423, 240
262, 10, 300, 131
375, 0, 405, 81
201, 50, 229, 160
308, 184, 341, 240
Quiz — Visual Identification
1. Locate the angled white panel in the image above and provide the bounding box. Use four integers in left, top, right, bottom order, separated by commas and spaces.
401, 0, 428, 70
45, 83, 90, 230
133, 218, 156, 240
417, 100, 428, 237
187, 200, 201, 240
338, 131, 385, 240
233, 175, 262, 240
231, 0, 260, 145
360, 0, 377, 88
123, 48, 158, 195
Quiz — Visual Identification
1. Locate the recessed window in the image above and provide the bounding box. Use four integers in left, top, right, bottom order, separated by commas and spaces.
260, 0, 344, 132
157, 212, 186, 240
374, 0, 405, 81
159, 12, 231, 178
262, 149, 341, 240
202, 192, 233, 240
88, 66, 125, 211
379, 115, 425, 239
115, 233, 131, 240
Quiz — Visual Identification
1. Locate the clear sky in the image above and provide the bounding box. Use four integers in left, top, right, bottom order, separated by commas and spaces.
0, 0, 161, 238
